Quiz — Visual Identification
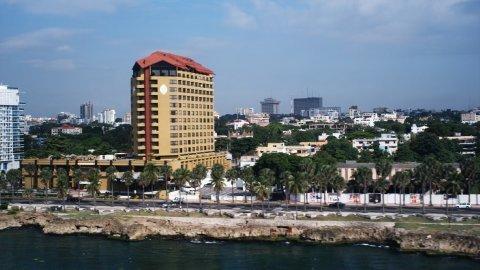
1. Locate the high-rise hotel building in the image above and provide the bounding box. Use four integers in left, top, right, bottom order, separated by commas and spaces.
0, 84, 24, 171
131, 51, 227, 168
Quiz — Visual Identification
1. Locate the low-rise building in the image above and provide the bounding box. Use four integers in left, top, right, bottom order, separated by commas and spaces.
227, 119, 249, 130
239, 155, 260, 167
256, 142, 319, 157
353, 112, 379, 127
51, 124, 83, 136
247, 113, 270, 126
461, 109, 480, 124
442, 133, 477, 155
352, 133, 399, 154
411, 124, 428, 134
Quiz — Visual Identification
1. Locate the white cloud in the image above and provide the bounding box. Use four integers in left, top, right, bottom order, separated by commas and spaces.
4, 0, 136, 15
0, 28, 79, 52
239, 0, 479, 44
225, 3, 256, 29
23, 58, 75, 70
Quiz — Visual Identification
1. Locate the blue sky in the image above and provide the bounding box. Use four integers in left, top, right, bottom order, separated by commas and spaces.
0, 0, 479, 117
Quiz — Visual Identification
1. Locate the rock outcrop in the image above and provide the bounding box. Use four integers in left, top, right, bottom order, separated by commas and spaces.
0, 212, 478, 258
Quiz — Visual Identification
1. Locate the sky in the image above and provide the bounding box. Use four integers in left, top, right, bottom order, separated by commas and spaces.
0, 0, 479, 117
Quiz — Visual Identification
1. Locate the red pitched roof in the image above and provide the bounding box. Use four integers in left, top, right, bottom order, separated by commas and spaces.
136, 51, 214, 75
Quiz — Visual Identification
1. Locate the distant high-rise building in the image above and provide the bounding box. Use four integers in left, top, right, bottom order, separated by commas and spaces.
0, 84, 24, 171
80, 101, 93, 123
260, 98, 280, 114
293, 97, 322, 116
348, 105, 360, 119
101, 109, 116, 124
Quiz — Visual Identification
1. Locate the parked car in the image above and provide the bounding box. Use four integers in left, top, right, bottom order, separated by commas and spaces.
328, 202, 345, 209
456, 202, 471, 209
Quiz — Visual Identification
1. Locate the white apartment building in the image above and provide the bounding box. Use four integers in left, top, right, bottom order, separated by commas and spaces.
239, 155, 260, 167
461, 109, 480, 124
353, 112, 379, 127
411, 124, 428, 134
442, 133, 477, 155
0, 84, 24, 171
348, 106, 361, 119
101, 109, 116, 124
352, 133, 399, 155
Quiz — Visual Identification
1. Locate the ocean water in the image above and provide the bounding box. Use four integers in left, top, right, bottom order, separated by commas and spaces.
0, 228, 477, 270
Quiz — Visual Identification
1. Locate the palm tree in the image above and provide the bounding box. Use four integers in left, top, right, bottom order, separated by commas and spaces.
172, 168, 191, 211
425, 157, 442, 207
225, 168, 239, 204
413, 163, 429, 213
210, 163, 225, 208
190, 164, 207, 209
121, 171, 135, 208
0, 171, 6, 206
460, 157, 477, 204
105, 166, 117, 206
286, 176, 305, 219
299, 158, 315, 208
56, 168, 69, 210
279, 170, 294, 209
86, 168, 101, 209
315, 164, 337, 211
253, 178, 270, 212
159, 164, 173, 203
241, 166, 255, 210
442, 172, 463, 215
139, 163, 158, 208
39, 167, 53, 205
258, 168, 275, 209
375, 159, 392, 210
330, 175, 346, 212
24, 163, 37, 189
392, 171, 410, 213
72, 168, 84, 208
375, 178, 390, 213
352, 167, 372, 213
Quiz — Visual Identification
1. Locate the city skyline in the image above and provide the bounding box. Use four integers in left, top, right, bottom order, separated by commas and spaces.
0, 0, 479, 117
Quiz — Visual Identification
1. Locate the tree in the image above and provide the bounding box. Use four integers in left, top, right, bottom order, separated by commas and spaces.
414, 163, 429, 213
122, 170, 135, 208
375, 159, 393, 213
7, 169, 23, 199
39, 167, 53, 205
314, 164, 337, 211
191, 164, 207, 209
86, 168, 101, 209
139, 163, 158, 208
286, 175, 305, 218
241, 166, 255, 210
375, 178, 390, 213
279, 170, 294, 209
105, 166, 118, 206
23, 188, 34, 204
225, 168, 239, 204
72, 168, 84, 208
253, 176, 270, 212
299, 158, 315, 209
330, 175, 346, 212
352, 167, 372, 213
424, 157, 443, 207
24, 163, 37, 189
210, 164, 225, 207
257, 168, 275, 209
0, 171, 7, 205
392, 171, 411, 213
442, 172, 463, 215
460, 157, 478, 204
56, 168, 69, 210
172, 168, 191, 210
159, 164, 173, 203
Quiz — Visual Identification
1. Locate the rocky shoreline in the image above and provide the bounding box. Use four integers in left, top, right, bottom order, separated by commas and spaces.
0, 212, 479, 258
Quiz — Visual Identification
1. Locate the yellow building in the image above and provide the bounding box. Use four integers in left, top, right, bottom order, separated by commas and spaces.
21, 51, 230, 191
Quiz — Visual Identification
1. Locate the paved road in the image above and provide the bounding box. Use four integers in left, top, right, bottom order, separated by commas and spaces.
6, 197, 479, 215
